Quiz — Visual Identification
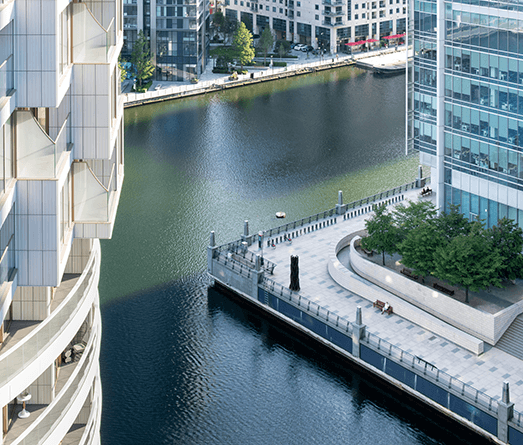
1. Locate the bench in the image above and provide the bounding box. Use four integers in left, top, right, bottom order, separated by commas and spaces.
420, 188, 432, 197
361, 247, 374, 257
433, 282, 455, 296
400, 268, 419, 281
373, 299, 393, 315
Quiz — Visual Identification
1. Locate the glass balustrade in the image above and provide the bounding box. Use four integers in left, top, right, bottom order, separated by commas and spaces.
0, 55, 13, 100
12, 331, 98, 445
0, 244, 98, 390
16, 111, 69, 179
73, 162, 116, 223
72, 3, 116, 64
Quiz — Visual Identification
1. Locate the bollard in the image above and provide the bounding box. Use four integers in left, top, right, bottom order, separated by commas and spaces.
351, 306, 366, 358
497, 381, 514, 443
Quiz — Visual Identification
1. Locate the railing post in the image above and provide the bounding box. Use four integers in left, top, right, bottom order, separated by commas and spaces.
241, 220, 252, 245
416, 165, 423, 188
207, 231, 218, 275
351, 306, 366, 359
336, 190, 346, 215
497, 381, 514, 443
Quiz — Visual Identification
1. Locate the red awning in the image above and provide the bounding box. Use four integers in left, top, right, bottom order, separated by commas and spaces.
366, 39, 378, 43
382, 33, 406, 39
345, 42, 361, 46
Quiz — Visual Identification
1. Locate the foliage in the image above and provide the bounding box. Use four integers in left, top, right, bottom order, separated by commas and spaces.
361, 204, 399, 265
278, 43, 287, 59
487, 217, 523, 281
233, 22, 255, 72
399, 222, 445, 279
212, 10, 225, 32
118, 55, 127, 83
133, 80, 153, 93
223, 17, 239, 44
257, 27, 274, 66
435, 204, 473, 241
210, 46, 235, 70
275, 40, 291, 57
394, 200, 437, 242
131, 31, 155, 88
433, 226, 503, 302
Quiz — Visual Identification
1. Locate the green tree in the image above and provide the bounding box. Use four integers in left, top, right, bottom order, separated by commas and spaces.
435, 204, 472, 241
361, 204, 399, 265
393, 200, 437, 243
118, 55, 127, 83
399, 222, 445, 280
433, 226, 502, 303
223, 17, 239, 45
488, 217, 523, 281
212, 10, 225, 37
257, 27, 274, 66
278, 42, 287, 59
131, 30, 155, 89
233, 22, 255, 72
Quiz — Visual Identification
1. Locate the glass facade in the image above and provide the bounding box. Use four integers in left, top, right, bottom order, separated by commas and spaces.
411, 0, 523, 227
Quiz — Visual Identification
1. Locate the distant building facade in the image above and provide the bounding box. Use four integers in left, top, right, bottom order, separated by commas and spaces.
123, 0, 211, 81
223, 0, 407, 53
410, 0, 523, 227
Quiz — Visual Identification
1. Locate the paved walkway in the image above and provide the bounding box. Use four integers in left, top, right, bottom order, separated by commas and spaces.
122, 45, 407, 94
249, 188, 523, 410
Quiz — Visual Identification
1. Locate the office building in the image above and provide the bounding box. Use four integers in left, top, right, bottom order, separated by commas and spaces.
409, 0, 523, 226
0, 0, 124, 443
123, 0, 210, 81
223, 0, 407, 53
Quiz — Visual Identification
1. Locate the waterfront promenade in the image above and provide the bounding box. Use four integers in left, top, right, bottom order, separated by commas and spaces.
218, 187, 523, 416
123, 46, 407, 107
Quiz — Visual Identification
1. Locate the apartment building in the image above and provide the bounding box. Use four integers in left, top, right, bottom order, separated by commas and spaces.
409, 0, 523, 226
123, 0, 210, 81
223, 0, 406, 54
0, 0, 124, 443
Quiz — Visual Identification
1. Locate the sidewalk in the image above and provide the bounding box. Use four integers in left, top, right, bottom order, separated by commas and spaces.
122, 45, 407, 97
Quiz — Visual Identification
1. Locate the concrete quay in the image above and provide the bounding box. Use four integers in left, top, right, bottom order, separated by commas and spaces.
207, 180, 523, 445
123, 46, 407, 108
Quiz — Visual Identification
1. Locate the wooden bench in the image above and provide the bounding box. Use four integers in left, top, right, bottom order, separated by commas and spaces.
373, 300, 393, 315
400, 268, 419, 281
433, 282, 454, 296
361, 247, 374, 257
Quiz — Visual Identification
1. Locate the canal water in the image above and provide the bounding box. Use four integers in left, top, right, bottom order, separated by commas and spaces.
98, 68, 488, 444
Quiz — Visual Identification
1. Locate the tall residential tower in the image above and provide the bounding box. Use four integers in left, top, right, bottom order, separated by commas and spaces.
0, 0, 124, 443
410, 0, 523, 226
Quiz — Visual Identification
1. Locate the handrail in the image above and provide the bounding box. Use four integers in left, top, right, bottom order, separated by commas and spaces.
0, 54, 13, 71
364, 331, 498, 414
0, 233, 14, 266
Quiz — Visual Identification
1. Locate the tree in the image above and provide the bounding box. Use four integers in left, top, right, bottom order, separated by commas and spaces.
118, 55, 127, 83
361, 204, 399, 265
488, 217, 523, 281
435, 204, 472, 241
233, 22, 255, 72
131, 30, 155, 89
393, 200, 437, 243
399, 222, 445, 280
278, 42, 287, 59
223, 17, 239, 45
257, 27, 274, 66
433, 226, 502, 303
212, 10, 225, 38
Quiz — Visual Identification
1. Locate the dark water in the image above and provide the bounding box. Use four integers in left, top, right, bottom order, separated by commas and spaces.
99, 69, 488, 444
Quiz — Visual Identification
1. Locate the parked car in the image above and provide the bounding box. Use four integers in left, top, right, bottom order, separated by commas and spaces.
304, 45, 314, 52
294, 44, 306, 51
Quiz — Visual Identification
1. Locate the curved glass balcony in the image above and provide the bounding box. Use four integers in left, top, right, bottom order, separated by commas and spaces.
16, 111, 70, 179
0, 241, 99, 395
72, 3, 116, 64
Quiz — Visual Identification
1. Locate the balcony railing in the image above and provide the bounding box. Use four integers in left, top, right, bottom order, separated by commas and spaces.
16, 111, 70, 179
10, 327, 99, 445
323, 9, 343, 16
0, 55, 13, 100
322, 0, 344, 5
72, 3, 116, 64
73, 161, 117, 223
0, 241, 99, 393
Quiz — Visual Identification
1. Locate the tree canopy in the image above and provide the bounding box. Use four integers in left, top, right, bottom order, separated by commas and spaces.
361, 204, 398, 265
131, 30, 155, 88
488, 217, 523, 281
233, 22, 255, 72
257, 27, 274, 65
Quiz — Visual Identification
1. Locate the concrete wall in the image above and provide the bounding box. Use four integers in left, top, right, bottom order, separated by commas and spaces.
349, 236, 523, 346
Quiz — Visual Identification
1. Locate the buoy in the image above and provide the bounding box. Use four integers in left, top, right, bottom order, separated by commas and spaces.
276, 212, 286, 219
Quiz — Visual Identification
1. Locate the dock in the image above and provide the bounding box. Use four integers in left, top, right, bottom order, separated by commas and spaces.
207, 178, 523, 445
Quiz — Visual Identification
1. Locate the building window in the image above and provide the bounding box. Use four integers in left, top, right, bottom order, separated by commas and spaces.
354, 3, 358, 8
59, 4, 71, 76
280, 8, 283, 13
315, 14, 319, 20
273, 7, 276, 11
315, 4, 319, 9
240, 1, 244, 5
355, 14, 358, 19
362, 12, 365, 18
297, 1, 300, 6
297, 10, 300, 16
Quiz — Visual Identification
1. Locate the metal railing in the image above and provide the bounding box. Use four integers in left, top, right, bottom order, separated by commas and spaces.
0, 245, 98, 388
261, 277, 353, 335
364, 331, 498, 414
213, 250, 255, 279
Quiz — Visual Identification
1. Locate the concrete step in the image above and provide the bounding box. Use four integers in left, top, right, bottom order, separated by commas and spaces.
496, 315, 523, 360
